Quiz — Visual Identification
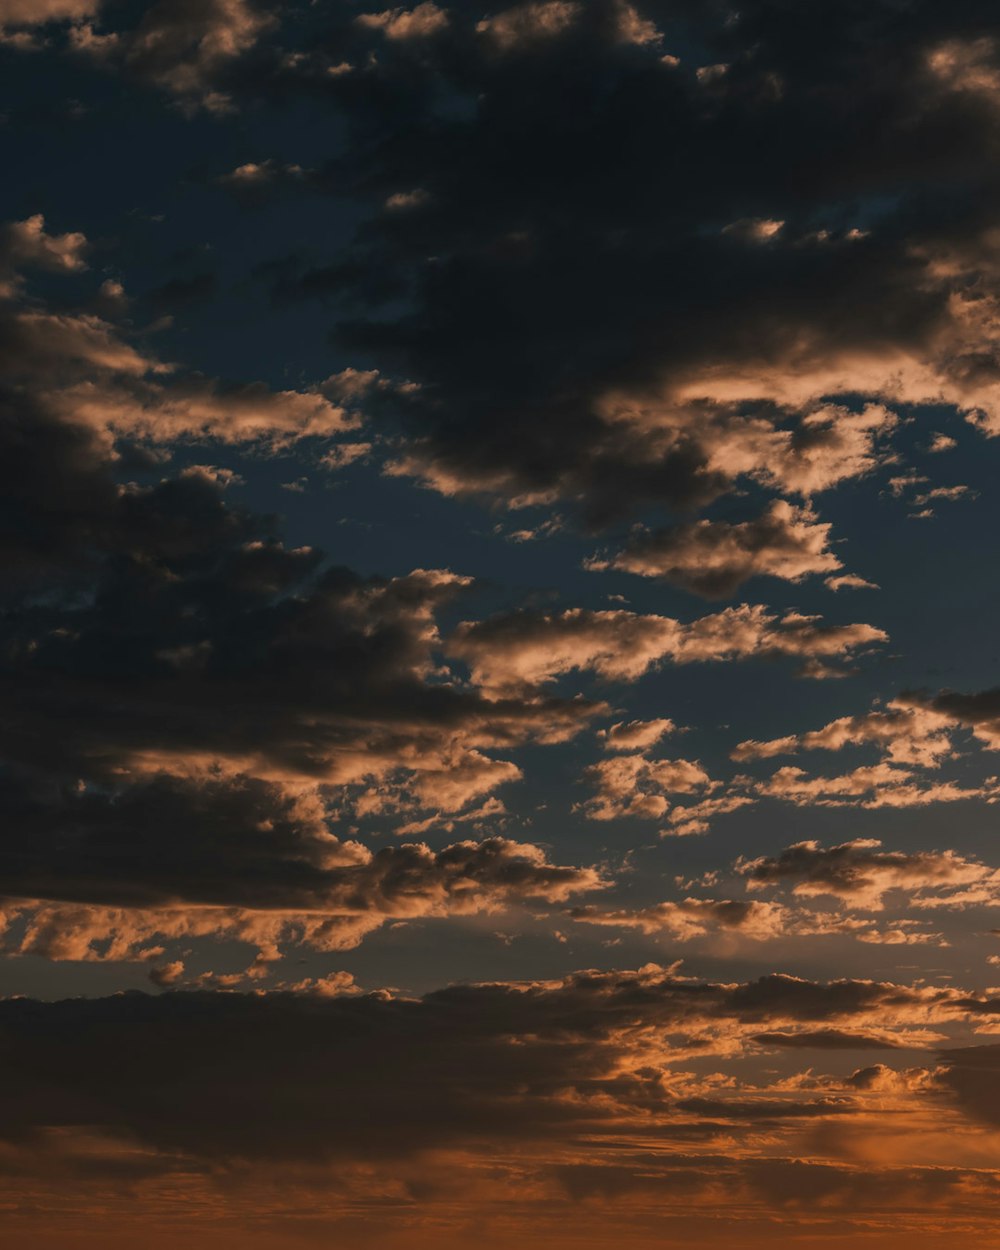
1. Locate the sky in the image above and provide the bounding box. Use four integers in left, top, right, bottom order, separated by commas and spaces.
6, 0, 1000, 1246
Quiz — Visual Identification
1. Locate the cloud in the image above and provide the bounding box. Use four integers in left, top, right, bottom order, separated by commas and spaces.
0, 964, 985, 1169
751, 1030, 910, 1051
825, 573, 879, 591
0, 528, 602, 815
57, 373, 359, 445
580, 685, 1000, 832
755, 763, 1000, 810
449, 602, 886, 692
599, 718, 676, 751
0, 796, 605, 962
356, 3, 449, 41
123, 0, 275, 112
217, 157, 308, 201
0, 215, 88, 290
1, 964, 997, 1237
738, 839, 994, 909
927, 37, 1000, 100
20, 0, 996, 558
568, 895, 944, 947
0, 357, 625, 970
582, 752, 714, 821
569, 898, 800, 941
476, 1, 581, 51
2, 7, 1000, 1243
0, 0, 98, 23
0, 228, 636, 973
900, 687, 1000, 750
732, 702, 957, 768
0, 230, 360, 474
223, 0, 1000, 544
939, 1043, 1000, 1129
0, 277, 627, 976
661, 791, 757, 837
723, 694, 1000, 814
586, 501, 842, 596
596, 401, 900, 500
0, 234, 388, 585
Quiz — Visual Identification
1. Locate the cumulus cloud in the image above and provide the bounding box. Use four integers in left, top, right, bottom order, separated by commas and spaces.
588, 501, 842, 597
0, 239, 628, 974
123, 0, 275, 111
568, 833, 988, 945
218, 157, 307, 195
825, 573, 879, 591
476, 1, 581, 50
0, 964, 985, 1159
356, 3, 449, 41
722, 694, 1000, 814
939, 1042, 1000, 1129
738, 839, 996, 910
732, 702, 958, 768
0, 806, 604, 962
0, 233, 362, 492
0, 214, 88, 289
570, 897, 807, 941
599, 717, 676, 751
578, 678, 1000, 831
12, 1, 965, 584
582, 752, 714, 821
900, 687, 1000, 750
56, 373, 359, 445
450, 602, 886, 692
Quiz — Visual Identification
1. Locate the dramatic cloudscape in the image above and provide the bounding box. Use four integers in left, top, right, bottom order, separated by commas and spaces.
4, 1, 1000, 1246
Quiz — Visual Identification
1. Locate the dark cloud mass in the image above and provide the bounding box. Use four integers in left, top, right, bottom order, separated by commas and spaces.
0, 967, 982, 1164
248, 0, 1000, 541
0, 968, 996, 1245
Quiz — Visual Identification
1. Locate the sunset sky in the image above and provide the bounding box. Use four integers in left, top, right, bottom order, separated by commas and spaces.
7, 1, 1000, 1246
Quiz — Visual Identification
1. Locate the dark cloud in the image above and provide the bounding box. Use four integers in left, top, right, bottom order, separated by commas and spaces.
0, 384, 122, 580
0, 214, 88, 285
0, 967, 979, 1168
222, 0, 1000, 535
939, 1042, 1000, 1127
0, 772, 600, 917
0, 261, 598, 810
750, 1029, 908, 1050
